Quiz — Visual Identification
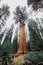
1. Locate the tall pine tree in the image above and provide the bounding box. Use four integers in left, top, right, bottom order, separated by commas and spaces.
28, 20, 43, 51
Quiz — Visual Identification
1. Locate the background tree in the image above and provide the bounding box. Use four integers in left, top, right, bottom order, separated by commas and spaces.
0, 5, 10, 62
0, 24, 13, 65
11, 25, 18, 54
12, 36, 18, 54
24, 19, 43, 65
28, 19, 43, 51
27, 0, 43, 10
0, 5, 10, 32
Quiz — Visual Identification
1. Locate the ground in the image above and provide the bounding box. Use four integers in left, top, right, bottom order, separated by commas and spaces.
13, 54, 25, 65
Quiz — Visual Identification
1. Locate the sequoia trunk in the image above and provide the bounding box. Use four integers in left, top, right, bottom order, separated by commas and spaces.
17, 24, 28, 54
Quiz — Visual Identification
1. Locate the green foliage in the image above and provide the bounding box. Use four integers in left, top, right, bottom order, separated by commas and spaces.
12, 28, 18, 54
2, 52, 12, 62
28, 20, 43, 51
0, 33, 3, 58
2, 32, 12, 54
27, 41, 31, 51
26, 20, 43, 65
0, 33, 3, 44
39, 51, 43, 62
0, 46, 3, 58
13, 6, 28, 24
12, 36, 18, 53
24, 51, 39, 64
0, 32, 10, 58
0, 31, 12, 65
40, 28, 43, 37
24, 51, 43, 65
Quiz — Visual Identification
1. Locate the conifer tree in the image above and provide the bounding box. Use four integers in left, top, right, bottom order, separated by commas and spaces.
13, 6, 28, 54
0, 5, 10, 59
28, 20, 43, 51
0, 5, 10, 32
27, 0, 43, 10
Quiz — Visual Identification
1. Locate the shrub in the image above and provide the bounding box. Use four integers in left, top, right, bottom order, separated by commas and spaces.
24, 51, 43, 65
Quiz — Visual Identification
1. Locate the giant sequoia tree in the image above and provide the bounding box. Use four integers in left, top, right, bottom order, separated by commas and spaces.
13, 6, 28, 54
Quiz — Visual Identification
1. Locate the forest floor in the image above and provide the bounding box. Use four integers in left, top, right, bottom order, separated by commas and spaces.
13, 54, 25, 65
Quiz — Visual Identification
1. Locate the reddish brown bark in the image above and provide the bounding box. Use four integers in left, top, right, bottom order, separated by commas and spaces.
17, 25, 28, 54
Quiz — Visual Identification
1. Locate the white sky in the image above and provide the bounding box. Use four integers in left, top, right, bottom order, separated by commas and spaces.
0, 0, 29, 44
0, 0, 43, 44
0, 0, 28, 28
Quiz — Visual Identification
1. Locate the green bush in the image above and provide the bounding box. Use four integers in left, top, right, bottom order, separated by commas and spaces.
24, 51, 43, 65
39, 51, 43, 62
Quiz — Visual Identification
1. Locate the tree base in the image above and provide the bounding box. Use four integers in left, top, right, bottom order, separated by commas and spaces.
17, 50, 28, 55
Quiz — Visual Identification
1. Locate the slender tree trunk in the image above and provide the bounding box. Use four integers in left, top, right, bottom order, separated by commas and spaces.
17, 24, 28, 54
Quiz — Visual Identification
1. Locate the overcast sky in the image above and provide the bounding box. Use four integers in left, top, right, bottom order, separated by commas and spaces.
0, 0, 30, 44
0, 0, 28, 28
0, 0, 43, 44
